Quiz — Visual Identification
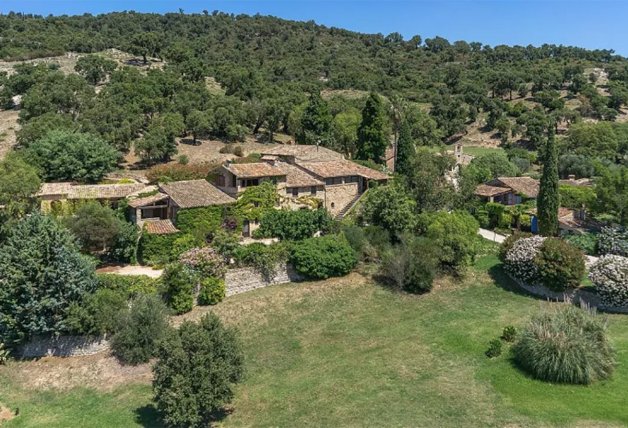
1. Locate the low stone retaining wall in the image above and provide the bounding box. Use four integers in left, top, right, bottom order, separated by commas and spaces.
225, 263, 302, 296
507, 272, 628, 314
20, 335, 110, 358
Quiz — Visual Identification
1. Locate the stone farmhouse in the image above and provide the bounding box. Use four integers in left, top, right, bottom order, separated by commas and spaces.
36, 144, 388, 236
474, 176, 539, 205
215, 144, 388, 217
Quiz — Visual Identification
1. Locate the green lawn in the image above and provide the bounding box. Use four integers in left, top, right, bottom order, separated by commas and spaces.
461, 145, 507, 157
1, 256, 628, 427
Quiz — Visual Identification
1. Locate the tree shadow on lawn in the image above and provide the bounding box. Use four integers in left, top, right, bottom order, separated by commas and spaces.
135, 404, 164, 428
135, 404, 231, 427
488, 263, 543, 300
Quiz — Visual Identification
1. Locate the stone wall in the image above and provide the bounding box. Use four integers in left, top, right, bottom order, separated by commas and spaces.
20, 335, 110, 358
324, 183, 359, 216
225, 263, 302, 296
507, 272, 628, 314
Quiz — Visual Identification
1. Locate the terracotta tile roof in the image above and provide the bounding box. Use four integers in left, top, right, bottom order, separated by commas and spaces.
159, 179, 235, 209
297, 160, 389, 181
127, 193, 169, 208
144, 219, 179, 235
224, 162, 286, 179
275, 162, 324, 187
38, 182, 147, 199
37, 182, 73, 197
474, 184, 511, 197
494, 177, 539, 198
261, 144, 344, 162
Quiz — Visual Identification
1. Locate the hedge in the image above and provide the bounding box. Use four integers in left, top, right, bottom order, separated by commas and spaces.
175, 206, 232, 239
290, 235, 357, 279
96, 273, 159, 297
254, 208, 331, 241
138, 231, 182, 266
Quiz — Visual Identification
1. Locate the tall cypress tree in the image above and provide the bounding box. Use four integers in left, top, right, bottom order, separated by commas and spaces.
356, 93, 388, 163
395, 119, 415, 175
538, 128, 559, 236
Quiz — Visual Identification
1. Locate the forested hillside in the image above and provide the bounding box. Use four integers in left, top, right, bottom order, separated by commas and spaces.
0, 11, 626, 225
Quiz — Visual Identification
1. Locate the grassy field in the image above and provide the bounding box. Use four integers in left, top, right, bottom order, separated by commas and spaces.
1, 255, 628, 427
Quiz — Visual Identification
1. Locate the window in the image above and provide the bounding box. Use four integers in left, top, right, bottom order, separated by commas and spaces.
241, 178, 260, 188
310, 186, 317, 195
346, 176, 359, 183
292, 187, 299, 197
326, 177, 343, 185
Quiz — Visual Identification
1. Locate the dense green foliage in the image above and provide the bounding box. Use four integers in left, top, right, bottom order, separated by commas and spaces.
0, 153, 41, 220
66, 288, 127, 336
538, 130, 559, 236
597, 226, 628, 257
111, 294, 171, 365
0, 213, 96, 347
138, 230, 182, 266
198, 277, 226, 305
175, 206, 231, 240
356, 93, 389, 163
534, 237, 585, 290
360, 181, 416, 237
514, 305, 615, 385
161, 263, 195, 315
421, 210, 480, 275
380, 235, 438, 293
153, 313, 244, 427
96, 273, 159, 297
24, 130, 119, 183
290, 235, 357, 279
64, 201, 124, 253
255, 208, 331, 241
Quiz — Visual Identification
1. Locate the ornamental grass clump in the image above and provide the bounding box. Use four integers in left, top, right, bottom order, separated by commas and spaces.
504, 236, 545, 283
513, 305, 615, 385
589, 255, 628, 308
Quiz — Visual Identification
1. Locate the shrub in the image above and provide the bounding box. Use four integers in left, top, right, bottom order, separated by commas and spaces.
501, 326, 517, 342
138, 231, 181, 266
589, 255, 628, 307
535, 238, 585, 291
96, 273, 158, 297
107, 220, 139, 263
563, 232, 598, 255
513, 305, 615, 384
423, 211, 480, 275
153, 314, 244, 427
171, 234, 204, 259
64, 201, 122, 253
504, 236, 545, 283
198, 277, 226, 305
379, 236, 438, 294
161, 264, 195, 315
0, 213, 97, 347
177, 154, 189, 165
233, 145, 244, 157
179, 247, 227, 279
234, 242, 289, 280
255, 209, 331, 241
0, 343, 9, 364
597, 226, 628, 257
499, 231, 533, 263
111, 294, 170, 365
66, 288, 127, 336
485, 339, 502, 358
146, 162, 218, 184
290, 235, 357, 279
211, 230, 241, 261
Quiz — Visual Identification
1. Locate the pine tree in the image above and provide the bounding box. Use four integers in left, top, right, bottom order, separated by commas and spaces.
538, 128, 559, 236
357, 93, 389, 163
395, 119, 415, 175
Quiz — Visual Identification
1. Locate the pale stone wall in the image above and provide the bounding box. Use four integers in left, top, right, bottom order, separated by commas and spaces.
20, 335, 110, 358
225, 263, 302, 296
507, 272, 628, 314
324, 183, 360, 216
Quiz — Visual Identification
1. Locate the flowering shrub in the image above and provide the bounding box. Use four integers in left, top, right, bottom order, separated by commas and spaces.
179, 247, 227, 279
198, 277, 226, 305
589, 255, 628, 307
504, 236, 545, 283
597, 226, 628, 257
